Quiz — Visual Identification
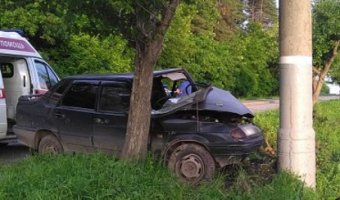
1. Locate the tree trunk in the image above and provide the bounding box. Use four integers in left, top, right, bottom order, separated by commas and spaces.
121, 49, 153, 160
251, 0, 256, 21
312, 40, 339, 104
259, 0, 264, 22
121, 0, 180, 160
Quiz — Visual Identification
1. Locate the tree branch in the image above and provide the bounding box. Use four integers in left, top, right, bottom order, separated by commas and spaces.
154, 0, 180, 41
313, 40, 340, 104
312, 66, 321, 75
320, 40, 340, 80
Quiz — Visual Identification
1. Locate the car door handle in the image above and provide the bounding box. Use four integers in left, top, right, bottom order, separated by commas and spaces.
94, 117, 109, 124
54, 113, 65, 119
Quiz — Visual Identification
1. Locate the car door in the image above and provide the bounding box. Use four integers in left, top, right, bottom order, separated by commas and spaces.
53, 80, 99, 153
93, 81, 130, 155
34, 60, 59, 94
0, 60, 31, 120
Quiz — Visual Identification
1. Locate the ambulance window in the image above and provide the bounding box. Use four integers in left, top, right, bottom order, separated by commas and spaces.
46, 66, 58, 87
0, 63, 14, 78
35, 61, 58, 89
35, 62, 49, 90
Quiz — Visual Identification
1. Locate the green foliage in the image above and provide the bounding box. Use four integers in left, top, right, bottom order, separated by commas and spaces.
313, 100, 340, 198
184, 35, 238, 89
313, 0, 340, 68
0, 0, 69, 46
254, 110, 279, 149
329, 51, 340, 83
244, 0, 278, 26
0, 154, 226, 199
190, 0, 220, 37
214, 0, 246, 41
0, 0, 135, 78
157, 4, 196, 68
320, 83, 330, 95
0, 0, 280, 97
255, 100, 340, 199
158, 2, 238, 89
51, 34, 134, 77
159, 3, 279, 97
228, 23, 279, 97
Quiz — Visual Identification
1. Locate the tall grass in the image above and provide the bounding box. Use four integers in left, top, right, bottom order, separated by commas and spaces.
313, 100, 340, 198
0, 154, 227, 200
0, 100, 339, 199
254, 110, 279, 150
254, 100, 340, 199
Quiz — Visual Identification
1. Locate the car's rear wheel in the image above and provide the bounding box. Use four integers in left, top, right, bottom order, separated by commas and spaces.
167, 143, 216, 184
38, 135, 63, 154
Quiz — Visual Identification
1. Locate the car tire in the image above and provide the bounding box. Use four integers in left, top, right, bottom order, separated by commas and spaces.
167, 143, 216, 184
38, 135, 63, 154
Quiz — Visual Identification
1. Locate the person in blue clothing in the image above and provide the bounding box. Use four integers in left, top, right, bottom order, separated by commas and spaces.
176, 80, 192, 97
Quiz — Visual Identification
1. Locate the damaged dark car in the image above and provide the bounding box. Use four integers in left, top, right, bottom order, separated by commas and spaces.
14, 68, 263, 183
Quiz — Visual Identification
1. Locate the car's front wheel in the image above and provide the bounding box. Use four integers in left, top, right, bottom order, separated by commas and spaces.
38, 135, 63, 154
167, 143, 216, 184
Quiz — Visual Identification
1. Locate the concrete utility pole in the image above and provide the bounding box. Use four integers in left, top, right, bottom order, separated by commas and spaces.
278, 0, 316, 188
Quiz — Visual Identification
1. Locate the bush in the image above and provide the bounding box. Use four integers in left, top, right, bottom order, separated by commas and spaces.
50, 34, 134, 77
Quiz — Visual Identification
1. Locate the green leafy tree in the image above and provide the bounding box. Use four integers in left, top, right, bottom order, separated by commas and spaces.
159, 2, 238, 89
0, 0, 283, 162
53, 34, 134, 77
115, 0, 181, 159
232, 23, 278, 97
67, 0, 182, 159
159, 0, 279, 97
214, 0, 246, 40
243, 0, 278, 27
1, 0, 180, 159
0, 0, 135, 78
0, 0, 69, 47
312, 0, 340, 103
157, 3, 196, 67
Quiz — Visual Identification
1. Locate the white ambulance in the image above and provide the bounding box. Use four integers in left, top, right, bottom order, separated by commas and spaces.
0, 30, 59, 142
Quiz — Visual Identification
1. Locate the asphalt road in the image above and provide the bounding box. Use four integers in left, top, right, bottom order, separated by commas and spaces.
1, 95, 339, 164
242, 95, 340, 113
242, 99, 280, 113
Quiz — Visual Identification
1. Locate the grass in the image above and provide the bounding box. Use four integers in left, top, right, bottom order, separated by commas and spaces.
0, 100, 339, 199
254, 100, 340, 199
0, 154, 228, 200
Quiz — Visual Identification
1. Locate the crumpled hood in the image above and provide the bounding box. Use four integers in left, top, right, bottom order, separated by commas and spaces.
152, 86, 253, 117
197, 87, 253, 117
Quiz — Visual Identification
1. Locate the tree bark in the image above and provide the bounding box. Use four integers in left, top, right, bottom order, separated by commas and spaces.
259, 0, 264, 22
121, 0, 180, 160
312, 40, 339, 104
251, 0, 256, 22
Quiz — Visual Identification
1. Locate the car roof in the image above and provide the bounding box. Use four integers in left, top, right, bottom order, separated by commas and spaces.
64, 68, 186, 81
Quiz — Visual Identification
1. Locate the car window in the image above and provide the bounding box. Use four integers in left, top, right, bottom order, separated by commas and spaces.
46, 66, 58, 87
0, 63, 14, 78
35, 61, 58, 90
35, 62, 50, 90
99, 84, 130, 113
62, 82, 98, 109
49, 79, 71, 104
